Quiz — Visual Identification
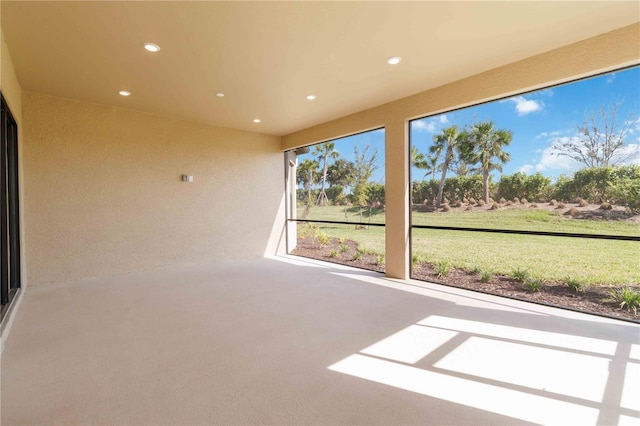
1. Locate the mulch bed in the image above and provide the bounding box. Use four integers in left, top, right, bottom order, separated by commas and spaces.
292, 236, 640, 323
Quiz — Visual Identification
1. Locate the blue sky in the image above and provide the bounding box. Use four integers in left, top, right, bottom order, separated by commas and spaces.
298, 66, 639, 184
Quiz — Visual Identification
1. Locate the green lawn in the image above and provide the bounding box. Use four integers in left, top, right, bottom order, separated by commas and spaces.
297, 205, 640, 285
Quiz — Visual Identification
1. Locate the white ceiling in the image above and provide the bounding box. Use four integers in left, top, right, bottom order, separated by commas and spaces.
2, 1, 639, 136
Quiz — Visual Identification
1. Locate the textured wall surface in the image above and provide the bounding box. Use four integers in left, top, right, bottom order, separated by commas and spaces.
23, 93, 284, 285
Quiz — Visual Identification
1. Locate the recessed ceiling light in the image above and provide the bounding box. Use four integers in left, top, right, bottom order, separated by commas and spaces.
215, 92, 225, 98
253, 119, 261, 123
306, 95, 317, 101
386, 56, 402, 65
143, 43, 161, 53
119, 90, 132, 97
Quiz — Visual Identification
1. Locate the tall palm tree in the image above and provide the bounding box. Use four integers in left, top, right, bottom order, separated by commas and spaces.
431, 125, 462, 206
460, 121, 512, 203
312, 143, 339, 206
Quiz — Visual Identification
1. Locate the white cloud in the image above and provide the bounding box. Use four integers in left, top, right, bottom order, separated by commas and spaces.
518, 164, 534, 174
535, 129, 568, 140
617, 143, 640, 165
535, 142, 583, 173
532, 136, 640, 173
439, 115, 449, 124
606, 73, 616, 84
504, 96, 544, 116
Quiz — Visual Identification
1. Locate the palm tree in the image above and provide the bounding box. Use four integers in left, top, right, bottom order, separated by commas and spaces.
412, 146, 441, 180
312, 143, 339, 206
460, 121, 512, 203
431, 125, 462, 206
296, 159, 319, 207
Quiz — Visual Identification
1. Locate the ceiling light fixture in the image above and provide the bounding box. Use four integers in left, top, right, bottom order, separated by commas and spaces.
253, 119, 261, 123
215, 92, 225, 98
143, 43, 161, 52
306, 95, 317, 101
119, 90, 132, 97
386, 56, 402, 65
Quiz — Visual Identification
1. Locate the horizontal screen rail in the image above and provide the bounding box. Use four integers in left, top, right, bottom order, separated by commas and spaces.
411, 224, 640, 242
289, 219, 386, 227
289, 219, 640, 241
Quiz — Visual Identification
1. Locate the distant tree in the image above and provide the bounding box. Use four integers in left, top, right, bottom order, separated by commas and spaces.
451, 158, 475, 177
552, 100, 639, 168
460, 121, 512, 203
296, 159, 319, 207
411, 146, 440, 180
312, 142, 339, 206
423, 154, 441, 181
327, 158, 355, 187
351, 144, 379, 206
431, 125, 463, 206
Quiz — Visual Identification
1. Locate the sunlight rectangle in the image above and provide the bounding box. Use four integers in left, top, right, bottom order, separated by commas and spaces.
434, 336, 609, 402
361, 324, 458, 364
418, 316, 617, 356
329, 354, 599, 425
621, 361, 640, 412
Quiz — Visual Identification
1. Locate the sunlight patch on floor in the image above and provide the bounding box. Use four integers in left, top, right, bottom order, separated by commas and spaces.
329, 353, 599, 425
329, 314, 638, 425
418, 316, 617, 356
361, 324, 457, 364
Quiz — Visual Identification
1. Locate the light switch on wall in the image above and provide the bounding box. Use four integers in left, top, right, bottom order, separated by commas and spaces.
181, 174, 194, 182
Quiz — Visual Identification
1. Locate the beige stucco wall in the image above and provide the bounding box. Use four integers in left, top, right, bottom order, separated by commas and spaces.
282, 23, 640, 279
23, 93, 285, 286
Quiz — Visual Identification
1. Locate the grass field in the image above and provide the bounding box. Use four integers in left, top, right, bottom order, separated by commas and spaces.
297, 205, 640, 285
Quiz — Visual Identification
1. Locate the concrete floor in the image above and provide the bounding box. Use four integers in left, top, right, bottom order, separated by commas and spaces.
1, 256, 639, 425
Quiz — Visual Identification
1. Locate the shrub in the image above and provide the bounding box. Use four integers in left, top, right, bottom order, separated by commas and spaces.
556, 202, 566, 209
462, 198, 469, 204
506, 201, 513, 206
499, 197, 507, 204
529, 203, 538, 208
352, 251, 362, 261
512, 268, 530, 282
549, 199, 558, 206
606, 288, 640, 314
435, 261, 450, 278
441, 204, 452, 212
328, 251, 338, 258
470, 266, 482, 274
315, 231, 331, 246
564, 207, 580, 216
480, 271, 492, 283
339, 244, 349, 253
490, 202, 500, 210
468, 197, 476, 204
521, 198, 528, 204
565, 277, 584, 293
524, 278, 543, 293
496, 172, 551, 202
512, 197, 520, 204
551, 165, 640, 207
465, 205, 474, 211
375, 254, 385, 266
576, 198, 588, 207
600, 202, 613, 210
476, 200, 485, 207
338, 237, 345, 244
454, 201, 463, 208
